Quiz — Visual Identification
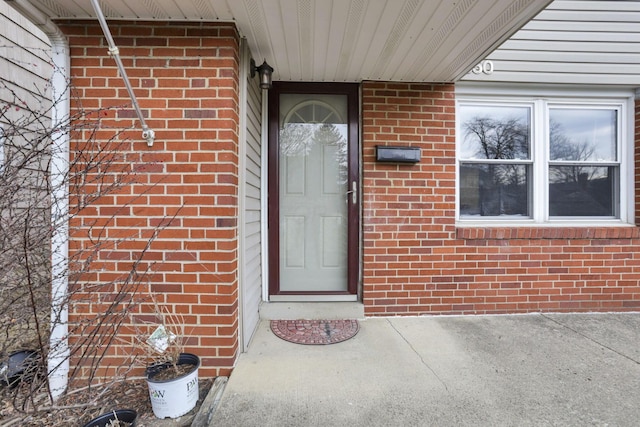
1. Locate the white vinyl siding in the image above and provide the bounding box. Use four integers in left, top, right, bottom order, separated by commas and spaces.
241, 44, 263, 351
0, 2, 51, 111
0, 3, 51, 209
462, 0, 640, 86
0, 126, 4, 172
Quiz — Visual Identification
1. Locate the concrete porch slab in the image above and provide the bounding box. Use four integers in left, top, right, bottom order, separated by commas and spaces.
209, 313, 640, 426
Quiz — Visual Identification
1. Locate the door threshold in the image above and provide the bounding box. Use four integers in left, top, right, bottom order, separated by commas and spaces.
269, 294, 358, 302
260, 301, 365, 320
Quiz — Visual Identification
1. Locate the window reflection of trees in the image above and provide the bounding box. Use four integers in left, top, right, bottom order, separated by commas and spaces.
463, 116, 529, 160
280, 100, 348, 185
549, 119, 602, 181
548, 119, 614, 216
461, 115, 530, 216
460, 111, 616, 217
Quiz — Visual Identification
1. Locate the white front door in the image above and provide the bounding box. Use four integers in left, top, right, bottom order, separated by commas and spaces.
279, 93, 349, 292
268, 83, 359, 298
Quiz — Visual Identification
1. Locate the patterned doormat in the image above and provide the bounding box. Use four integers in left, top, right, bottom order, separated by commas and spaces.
270, 319, 360, 345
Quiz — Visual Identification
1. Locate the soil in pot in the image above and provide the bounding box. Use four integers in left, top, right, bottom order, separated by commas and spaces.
151, 363, 196, 381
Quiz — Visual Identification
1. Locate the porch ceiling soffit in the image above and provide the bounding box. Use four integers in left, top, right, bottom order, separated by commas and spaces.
14, 0, 552, 82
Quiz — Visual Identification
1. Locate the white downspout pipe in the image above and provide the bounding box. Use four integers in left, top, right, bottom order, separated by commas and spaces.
47, 30, 71, 402
7, 0, 70, 400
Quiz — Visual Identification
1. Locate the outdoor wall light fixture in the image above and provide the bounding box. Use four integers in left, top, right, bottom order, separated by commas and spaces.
251, 59, 274, 90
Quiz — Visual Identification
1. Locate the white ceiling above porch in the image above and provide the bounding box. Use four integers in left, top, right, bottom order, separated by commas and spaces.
10, 0, 552, 82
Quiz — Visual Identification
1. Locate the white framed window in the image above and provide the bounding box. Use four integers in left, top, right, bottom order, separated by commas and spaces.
456, 92, 633, 225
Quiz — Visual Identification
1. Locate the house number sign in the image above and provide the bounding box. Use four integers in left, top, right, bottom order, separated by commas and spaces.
471, 60, 494, 75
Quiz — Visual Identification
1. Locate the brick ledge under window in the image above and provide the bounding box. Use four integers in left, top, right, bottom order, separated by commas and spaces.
457, 226, 640, 240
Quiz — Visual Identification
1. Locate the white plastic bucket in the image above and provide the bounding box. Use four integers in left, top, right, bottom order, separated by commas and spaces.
146, 353, 200, 419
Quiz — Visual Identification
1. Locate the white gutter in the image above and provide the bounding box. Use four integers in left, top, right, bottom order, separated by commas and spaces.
7, 0, 70, 400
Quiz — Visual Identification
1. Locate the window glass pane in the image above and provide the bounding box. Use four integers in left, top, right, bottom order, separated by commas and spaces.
549, 109, 617, 161
460, 105, 531, 160
549, 166, 616, 216
460, 163, 530, 217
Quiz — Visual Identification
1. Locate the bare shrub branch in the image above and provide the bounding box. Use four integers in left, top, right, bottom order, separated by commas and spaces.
1, 46, 176, 422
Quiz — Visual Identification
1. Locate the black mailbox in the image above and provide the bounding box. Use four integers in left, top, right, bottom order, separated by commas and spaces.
376, 146, 421, 163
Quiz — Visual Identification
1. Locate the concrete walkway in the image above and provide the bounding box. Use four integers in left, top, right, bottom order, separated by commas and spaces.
209, 313, 640, 426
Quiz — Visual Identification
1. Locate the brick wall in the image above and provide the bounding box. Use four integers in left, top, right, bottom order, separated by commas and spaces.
362, 81, 640, 316
60, 21, 240, 381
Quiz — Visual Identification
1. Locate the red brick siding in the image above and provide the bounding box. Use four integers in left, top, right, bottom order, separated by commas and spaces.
362, 82, 640, 316
61, 21, 240, 380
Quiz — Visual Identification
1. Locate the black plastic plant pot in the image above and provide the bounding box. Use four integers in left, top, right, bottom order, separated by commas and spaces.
0, 350, 40, 388
82, 409, 137, 427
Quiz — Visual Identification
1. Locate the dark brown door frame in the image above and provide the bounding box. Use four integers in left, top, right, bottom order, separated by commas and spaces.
268, 82, 360, 296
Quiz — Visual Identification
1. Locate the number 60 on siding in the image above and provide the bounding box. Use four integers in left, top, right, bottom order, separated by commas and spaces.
471, 60, 494, 75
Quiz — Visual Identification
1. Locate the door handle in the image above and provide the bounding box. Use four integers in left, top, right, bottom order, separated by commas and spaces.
346, 181, 357, 204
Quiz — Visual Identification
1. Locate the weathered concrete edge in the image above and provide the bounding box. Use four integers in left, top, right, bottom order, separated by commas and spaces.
191, 377, 229, 427
191, 376, 228, 427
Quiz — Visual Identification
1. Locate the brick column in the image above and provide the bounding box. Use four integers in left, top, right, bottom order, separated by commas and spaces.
361, 82, 457, 315
60, 21, 240, 381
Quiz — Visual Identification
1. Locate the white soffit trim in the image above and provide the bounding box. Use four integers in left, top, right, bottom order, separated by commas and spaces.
17, 0, 551, 82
